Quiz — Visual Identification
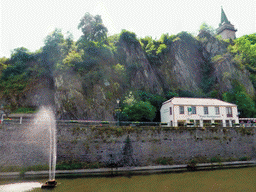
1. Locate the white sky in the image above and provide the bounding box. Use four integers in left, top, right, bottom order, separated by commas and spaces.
0, 0, 255, 58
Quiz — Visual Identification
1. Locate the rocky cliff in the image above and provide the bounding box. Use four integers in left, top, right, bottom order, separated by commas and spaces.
50, 31, 255, 120
3, 31, 253, 120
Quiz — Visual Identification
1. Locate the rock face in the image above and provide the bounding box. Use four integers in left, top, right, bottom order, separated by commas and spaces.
154, 36, 205, 93
21, 31, 256, 120
199, 30, 255, 96
120, 40, 163, 94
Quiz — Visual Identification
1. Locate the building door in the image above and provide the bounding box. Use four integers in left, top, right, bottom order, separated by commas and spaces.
226, 120, 230, 127
203, 120, 211, 126
178, 120, 185, 127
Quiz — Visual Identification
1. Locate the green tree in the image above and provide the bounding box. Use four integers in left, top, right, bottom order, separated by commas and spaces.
61, 50, 83, 71
0, 73, 29, 110
222, 80, 256, 118
42, 28, 65, 75
229, 33, 256, 66
123, 101, 156, 122
78, 12, 108, 42
140, 36, 161, 66
10, 47, 34, 63
119, 30, 139, 47
199, 22, 216, 35
0, 57, 8, 76
61, 31, 75, 56
138, 91, 166, 122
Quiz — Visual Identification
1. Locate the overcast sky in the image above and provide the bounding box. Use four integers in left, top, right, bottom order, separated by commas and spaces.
0, 0, 255, 58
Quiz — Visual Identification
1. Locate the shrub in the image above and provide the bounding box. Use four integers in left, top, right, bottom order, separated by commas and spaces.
187, 159, 197, 171
239, 156, 250, 161
13, 107, 37, 114
210, 156, 222, 163
119, 30, 139, 47
155, 157, 174, 165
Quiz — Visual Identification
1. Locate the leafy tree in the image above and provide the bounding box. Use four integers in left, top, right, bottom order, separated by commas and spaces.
140, 36, 161, 66
1, 62, 29, 80
119, 30, 139, 47
0, 73, 29, 110
176, 31, 195, 43
61, 31, 75, 56
78, 12, 108, 42
61, 50, 83, 71
199, 22, 216, 35
41, 28, 65, 75
140, 35, 170, 66
222, 80, 256, 117
165, 91, 178, 100
138, 91, 166, 122
1, 48, 33, 81
159, 33, 176, 45
122, 101, 156, 122
0, 57, 8, 76
10, 47, 34, 63
229, 33, 256, 66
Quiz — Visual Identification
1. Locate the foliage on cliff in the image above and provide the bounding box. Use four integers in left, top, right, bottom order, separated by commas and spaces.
0, 13, 255, 119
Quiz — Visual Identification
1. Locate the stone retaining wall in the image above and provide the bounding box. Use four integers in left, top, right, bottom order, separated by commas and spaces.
1, 122, 256, 167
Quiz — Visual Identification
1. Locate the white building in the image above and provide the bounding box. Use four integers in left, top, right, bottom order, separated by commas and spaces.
160, 97, 239, 127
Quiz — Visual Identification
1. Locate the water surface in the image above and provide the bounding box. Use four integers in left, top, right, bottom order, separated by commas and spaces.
1, 167, 255, 192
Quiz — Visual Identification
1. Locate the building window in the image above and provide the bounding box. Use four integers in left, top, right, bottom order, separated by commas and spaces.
204, 107, 208, 115
192, 106, 196, 114
215, 107, 220, 115
226, 107, 232, 117
170, 107, 172, 115
179, 106, 184, 114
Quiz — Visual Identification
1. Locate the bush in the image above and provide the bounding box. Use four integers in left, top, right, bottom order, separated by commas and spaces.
123, 101, 156, 122
13, 107, 37, 114
155, 157, 174, 165
239, 156, 250, 161
210, 156, 222, 163
119, 30, 139, 47
187, 159, 197, 171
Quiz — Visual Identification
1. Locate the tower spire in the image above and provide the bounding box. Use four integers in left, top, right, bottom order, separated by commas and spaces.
220, 7, 230, 26
217, 6, 237, 39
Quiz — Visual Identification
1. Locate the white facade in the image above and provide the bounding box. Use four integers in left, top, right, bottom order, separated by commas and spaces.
160, 97, 239, 127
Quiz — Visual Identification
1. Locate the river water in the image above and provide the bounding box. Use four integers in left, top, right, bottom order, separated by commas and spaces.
0, 167, 255, 192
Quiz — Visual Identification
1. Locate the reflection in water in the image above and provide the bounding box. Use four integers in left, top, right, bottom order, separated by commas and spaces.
0, 182, 42, 192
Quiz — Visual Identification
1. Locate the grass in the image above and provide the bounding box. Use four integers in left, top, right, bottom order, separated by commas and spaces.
13, 107, 38, 114
0, 164, 48, 173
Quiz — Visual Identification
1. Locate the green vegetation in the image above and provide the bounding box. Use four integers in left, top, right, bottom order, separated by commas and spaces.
13, 107, 37, 114
56, 161, 104, 170
122, 101, 156, 122
155, 157, 174, 165
222, 80, 256, 118
199, 22, 216, 35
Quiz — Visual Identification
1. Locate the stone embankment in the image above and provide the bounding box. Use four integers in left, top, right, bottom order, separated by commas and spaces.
1, 160, 256, 179
1, 122, 256, 168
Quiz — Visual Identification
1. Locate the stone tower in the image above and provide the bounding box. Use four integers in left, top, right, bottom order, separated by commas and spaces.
217, 7, 237, 39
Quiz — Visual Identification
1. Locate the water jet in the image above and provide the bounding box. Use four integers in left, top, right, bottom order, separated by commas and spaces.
36, 106, 57, 189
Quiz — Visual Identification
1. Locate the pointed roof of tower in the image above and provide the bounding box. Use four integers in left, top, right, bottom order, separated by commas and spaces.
220, 6, 230, 26
217, 6, 237, 36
